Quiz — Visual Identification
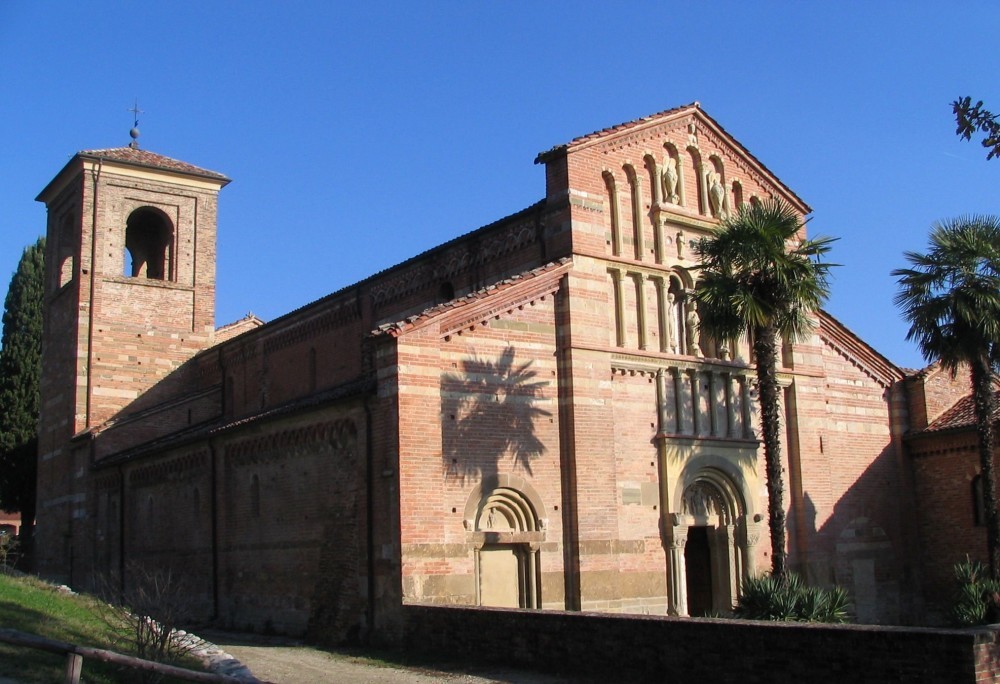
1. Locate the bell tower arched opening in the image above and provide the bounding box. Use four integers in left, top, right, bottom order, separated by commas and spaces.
124, 206, 173, 280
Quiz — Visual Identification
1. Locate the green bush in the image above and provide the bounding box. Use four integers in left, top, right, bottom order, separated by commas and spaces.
734, 573, 850, 623
951, 557, 1000, 626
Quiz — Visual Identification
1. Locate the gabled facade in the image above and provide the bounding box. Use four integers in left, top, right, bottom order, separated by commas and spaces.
35, 105, 930, 640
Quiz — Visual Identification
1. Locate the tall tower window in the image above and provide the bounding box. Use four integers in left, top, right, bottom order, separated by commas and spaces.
124, 207, 174, 280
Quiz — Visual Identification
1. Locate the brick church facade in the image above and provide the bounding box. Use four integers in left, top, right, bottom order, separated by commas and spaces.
31, 104, 987, 638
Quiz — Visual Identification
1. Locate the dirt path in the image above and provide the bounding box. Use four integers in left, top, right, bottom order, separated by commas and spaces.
199, 631, 575, 684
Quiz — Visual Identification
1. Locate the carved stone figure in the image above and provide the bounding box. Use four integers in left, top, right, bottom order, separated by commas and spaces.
708, 172, 726, 218
661, 157, 680, 204
685, 299, 702, 357
665, 291, 677, 353
683, 484, 718, 518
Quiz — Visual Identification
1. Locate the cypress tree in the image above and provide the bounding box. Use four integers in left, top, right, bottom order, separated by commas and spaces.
0, 236, 45, 553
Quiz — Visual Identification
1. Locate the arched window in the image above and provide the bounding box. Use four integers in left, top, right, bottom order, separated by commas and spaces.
125, 207, 174, 280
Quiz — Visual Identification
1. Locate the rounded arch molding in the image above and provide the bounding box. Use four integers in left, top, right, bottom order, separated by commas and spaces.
672, 454, 756, 522
462, 474, 547, 541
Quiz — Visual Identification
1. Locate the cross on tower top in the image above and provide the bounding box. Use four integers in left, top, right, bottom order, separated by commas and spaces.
128, 99, 144, 149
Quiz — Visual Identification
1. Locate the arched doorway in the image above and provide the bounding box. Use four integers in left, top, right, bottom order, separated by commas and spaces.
469, 484, 543, 609
674, 469, 750, 616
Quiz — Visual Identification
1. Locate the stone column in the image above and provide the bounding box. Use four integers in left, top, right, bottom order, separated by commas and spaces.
713, 524, 739, 610
741, 376, 756, 439
655, 277, 670, 353
709, 371, 720, 437
688, 369, 701, 436
656, 369, 669, 434
654, 214, 665, 264
666, 518, 690, 617
743, 519, 762, 577
631, 176, 645, 260
634, 273, 648, 350
725, 372, 739, 438
698, 163, 709, 216
649, 159, 662, 205
671, 367, 684, 434
610, 268, 626, 348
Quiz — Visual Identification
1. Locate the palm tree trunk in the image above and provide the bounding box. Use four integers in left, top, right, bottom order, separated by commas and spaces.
971, 358, 1000, 579
753, 323, 787, 580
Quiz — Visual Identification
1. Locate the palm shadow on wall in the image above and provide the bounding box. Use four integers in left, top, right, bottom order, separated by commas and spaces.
441, 347, 551, 482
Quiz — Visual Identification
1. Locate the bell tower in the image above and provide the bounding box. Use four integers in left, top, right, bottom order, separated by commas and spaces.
34, 134, 229, 581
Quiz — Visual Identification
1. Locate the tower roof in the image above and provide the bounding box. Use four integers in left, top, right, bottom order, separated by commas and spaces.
37, 146, 230, 203
77, 146, 230, 181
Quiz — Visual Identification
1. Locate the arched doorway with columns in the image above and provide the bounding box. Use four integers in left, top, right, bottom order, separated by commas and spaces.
663, 460, 761, 616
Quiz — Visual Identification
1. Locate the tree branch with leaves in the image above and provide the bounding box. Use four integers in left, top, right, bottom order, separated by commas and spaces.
953, 97, 1000, 160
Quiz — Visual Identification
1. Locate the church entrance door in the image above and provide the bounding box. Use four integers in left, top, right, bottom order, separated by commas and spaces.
684, 526, 713, 616
479, 544, 522, 608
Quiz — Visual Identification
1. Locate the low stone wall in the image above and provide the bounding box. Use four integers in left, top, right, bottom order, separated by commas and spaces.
401, 605, 1000, 683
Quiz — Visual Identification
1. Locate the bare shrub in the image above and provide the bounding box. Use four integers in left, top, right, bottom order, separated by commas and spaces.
97, 562, 205, 682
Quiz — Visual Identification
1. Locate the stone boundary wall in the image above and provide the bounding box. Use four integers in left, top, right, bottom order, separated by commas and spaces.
401, 605, 1000, 683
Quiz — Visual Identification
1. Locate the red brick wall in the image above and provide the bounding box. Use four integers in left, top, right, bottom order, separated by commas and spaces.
395, 284, 566, 608
403, 605, 1000, 683
910, 436, 987, 622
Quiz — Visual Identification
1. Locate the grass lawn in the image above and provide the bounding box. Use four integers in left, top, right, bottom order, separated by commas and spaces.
0, 570, 176, 682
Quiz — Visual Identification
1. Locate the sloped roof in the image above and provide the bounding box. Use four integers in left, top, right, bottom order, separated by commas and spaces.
37, 145, 230, 203
534, 102, 810, 214
215, 313, 266, 344
818, 310, 904, 389
93, 376, 375, 468
534, 102, 698, 162
372, 257, 571, 338
919, 391, 1000, 434
77, 146, 230, 181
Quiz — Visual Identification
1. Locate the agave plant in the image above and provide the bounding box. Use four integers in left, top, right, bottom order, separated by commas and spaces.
952, 557, 1000, 626
734, 573, 850, 623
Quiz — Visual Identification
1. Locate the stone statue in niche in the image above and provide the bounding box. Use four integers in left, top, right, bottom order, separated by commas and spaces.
676, 231, 685, 258
685, 299, 702, 357
661, 157, 680, 204
708, 172, 726, 219
665, 291, 677, 353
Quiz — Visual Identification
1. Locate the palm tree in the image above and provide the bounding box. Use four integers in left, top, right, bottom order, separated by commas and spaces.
694, 198, 836, 580
893, 216, 1000, 579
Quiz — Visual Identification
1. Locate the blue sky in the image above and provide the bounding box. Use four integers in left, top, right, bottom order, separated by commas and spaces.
2, 1, 998, 369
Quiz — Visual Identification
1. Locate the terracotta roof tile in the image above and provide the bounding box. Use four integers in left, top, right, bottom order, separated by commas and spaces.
79, 146, 230, 182
373, 258, 572, 337
534, 103, 698, 163
921, 391, 1000, 434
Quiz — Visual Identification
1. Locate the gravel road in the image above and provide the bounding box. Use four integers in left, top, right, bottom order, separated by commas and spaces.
199, 631, 577, 684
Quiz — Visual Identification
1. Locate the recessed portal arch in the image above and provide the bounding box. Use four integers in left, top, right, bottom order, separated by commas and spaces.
667, 462, 758, 617
464, 476, 545, 609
